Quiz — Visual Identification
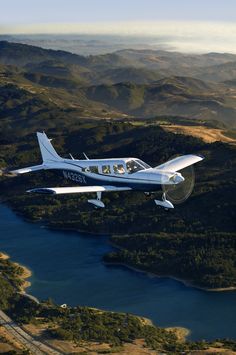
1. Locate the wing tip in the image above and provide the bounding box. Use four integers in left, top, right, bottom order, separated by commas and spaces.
196, 154, 205, 160
27, 188, 55, 195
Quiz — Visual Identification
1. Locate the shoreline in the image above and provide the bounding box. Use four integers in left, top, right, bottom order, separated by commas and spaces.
0, 253, 191, 343
15, 212, 236, 292
105, 241, 236, 293
165, 327, 190, 342
105, 260, 236, 293
3, 200, 236, 293
0, 251, 32, 293
1, 200, 236, 293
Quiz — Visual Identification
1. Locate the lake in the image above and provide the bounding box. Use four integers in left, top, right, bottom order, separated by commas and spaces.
0, 204, 235, 340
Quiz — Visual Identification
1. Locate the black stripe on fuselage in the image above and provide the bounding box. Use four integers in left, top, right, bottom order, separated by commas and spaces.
60, 164, 161, 192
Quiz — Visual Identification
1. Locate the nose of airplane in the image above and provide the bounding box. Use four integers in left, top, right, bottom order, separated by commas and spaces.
175, 174, 185, 183
169, 173, 185, 184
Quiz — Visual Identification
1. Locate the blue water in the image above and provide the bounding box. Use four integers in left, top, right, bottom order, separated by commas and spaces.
0, 204, 235, 340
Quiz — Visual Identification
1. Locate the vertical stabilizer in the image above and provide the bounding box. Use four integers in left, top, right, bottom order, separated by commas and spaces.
37, 132, 61, 163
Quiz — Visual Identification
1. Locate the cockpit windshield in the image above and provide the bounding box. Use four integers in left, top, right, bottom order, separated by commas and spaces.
135, 159, 151, 169
126, 159, 151, 174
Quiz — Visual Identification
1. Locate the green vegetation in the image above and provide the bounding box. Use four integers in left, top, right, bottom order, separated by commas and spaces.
0, 254, 25, 310
104, 232, 236, 289
1, 41, 236, 127
0, 276, 15, 310
0, 119, 235, 289
45, 305, 179, 349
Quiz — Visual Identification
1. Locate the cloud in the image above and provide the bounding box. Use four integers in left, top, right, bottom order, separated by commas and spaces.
1, 21, 236, 54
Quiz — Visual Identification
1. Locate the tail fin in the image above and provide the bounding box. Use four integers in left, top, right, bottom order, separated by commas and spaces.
37, 132, 62, 163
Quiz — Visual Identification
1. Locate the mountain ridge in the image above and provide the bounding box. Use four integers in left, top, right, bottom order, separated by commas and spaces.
1, 41, 236, 127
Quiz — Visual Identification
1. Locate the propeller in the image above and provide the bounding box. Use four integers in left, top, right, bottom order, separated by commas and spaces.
161, 162, 195, 205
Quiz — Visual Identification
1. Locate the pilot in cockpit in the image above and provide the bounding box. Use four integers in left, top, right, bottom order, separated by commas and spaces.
118, 165, 125, 174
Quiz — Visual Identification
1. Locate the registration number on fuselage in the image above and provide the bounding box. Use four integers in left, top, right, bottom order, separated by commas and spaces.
63, 170, 86, 184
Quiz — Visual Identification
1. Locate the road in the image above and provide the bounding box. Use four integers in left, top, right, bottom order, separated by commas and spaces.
0, 309, 62, 355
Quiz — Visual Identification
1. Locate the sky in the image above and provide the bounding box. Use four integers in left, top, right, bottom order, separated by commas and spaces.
0, 0, 236, 53
1, 0, 236, 24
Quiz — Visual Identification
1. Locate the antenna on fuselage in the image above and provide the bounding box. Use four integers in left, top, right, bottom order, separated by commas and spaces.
83, 152, 89, 160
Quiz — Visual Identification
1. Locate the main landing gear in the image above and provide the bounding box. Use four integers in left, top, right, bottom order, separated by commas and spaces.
88, 191, 174, 210
154, 192, 174, 209
144, 191, 174, 209
88, 192, 105, 209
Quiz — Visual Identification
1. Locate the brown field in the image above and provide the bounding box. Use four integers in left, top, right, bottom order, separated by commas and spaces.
0, 326, 25, 352
190, 348, 236, 355
161, 124, 236, 144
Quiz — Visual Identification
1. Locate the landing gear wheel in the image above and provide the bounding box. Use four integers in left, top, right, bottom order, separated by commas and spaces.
88, 191, 105, 208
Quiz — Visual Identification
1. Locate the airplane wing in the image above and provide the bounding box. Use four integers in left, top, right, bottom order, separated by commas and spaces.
155, 154, 204, 172
27, 185, 132, 195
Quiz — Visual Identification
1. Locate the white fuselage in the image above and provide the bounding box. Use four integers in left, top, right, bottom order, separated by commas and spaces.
42, 157, 184, 191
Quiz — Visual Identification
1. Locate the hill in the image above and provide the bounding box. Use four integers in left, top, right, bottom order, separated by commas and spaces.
2, 41, 236, 82
0, 63, 122, 128
93, 66, 162, 85
195, 61, 236, 82
116, 49, 236, 66
2, 63, 236, 128
0, 40, 88, 67
86, 77, 236, 127
115, 49, 236, 84
1, 41, 236, 127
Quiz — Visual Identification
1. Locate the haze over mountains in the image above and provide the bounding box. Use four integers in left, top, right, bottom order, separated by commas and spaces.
1, 40, 236, 128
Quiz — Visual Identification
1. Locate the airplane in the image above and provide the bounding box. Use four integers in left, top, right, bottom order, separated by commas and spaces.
10, 132, 204, 209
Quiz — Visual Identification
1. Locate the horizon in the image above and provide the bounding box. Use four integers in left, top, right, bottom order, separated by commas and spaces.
1, 0, 236, 54
1, 21, 236, 55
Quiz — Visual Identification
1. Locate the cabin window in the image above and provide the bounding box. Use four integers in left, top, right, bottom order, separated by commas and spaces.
89, 166, 99, 174
126, 160, 145, 174
102, 165, 111, 174
113, 164, 125, 175
82, 167, 91, 173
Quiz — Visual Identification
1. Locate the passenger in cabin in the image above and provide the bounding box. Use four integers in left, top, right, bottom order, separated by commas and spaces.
102, 165, 111, 174
113, 164, 125, 174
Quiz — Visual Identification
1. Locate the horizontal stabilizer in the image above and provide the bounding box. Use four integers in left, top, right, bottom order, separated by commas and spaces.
155, 154, 204, 172
27, 185, 132, 195
11, 164, 45, 175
